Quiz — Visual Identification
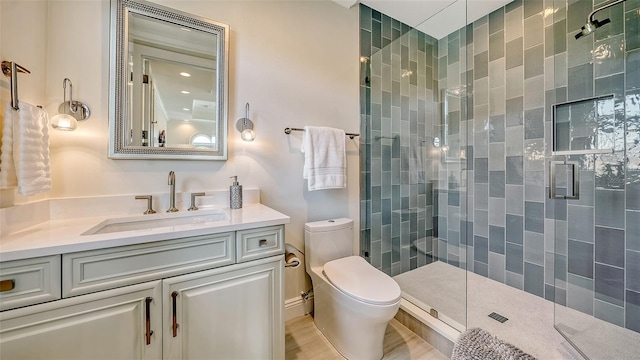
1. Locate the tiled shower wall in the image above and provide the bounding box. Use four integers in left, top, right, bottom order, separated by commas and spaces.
360, 0, 640, 333
359, 6, 441, 275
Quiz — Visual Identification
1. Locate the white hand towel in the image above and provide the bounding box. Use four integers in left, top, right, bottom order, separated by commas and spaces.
0, 104, 18, 189
301, 125, 346, 191
2, 102, 51, 196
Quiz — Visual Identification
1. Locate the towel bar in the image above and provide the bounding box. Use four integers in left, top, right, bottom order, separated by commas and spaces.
284, 127, 359, 139
2, 61, 31, 110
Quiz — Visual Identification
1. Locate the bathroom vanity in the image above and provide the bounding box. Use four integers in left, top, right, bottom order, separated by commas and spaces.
0, 203, 288, 359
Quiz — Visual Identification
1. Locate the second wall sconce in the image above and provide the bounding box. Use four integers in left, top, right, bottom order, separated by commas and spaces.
235, 102, 255, 142
50, 78, 91, 131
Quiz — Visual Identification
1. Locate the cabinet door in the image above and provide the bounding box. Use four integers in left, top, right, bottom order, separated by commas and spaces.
0, 281, 162, 360
163, 255, 283, 360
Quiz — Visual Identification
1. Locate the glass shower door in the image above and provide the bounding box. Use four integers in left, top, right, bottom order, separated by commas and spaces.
359, 2, 469, 333
551, 0, 640, 358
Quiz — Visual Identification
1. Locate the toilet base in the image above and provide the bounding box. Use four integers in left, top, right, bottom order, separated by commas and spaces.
311, 271, 400, 360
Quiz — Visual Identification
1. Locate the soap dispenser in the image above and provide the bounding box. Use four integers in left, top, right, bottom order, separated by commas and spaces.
229, 176, 242, 209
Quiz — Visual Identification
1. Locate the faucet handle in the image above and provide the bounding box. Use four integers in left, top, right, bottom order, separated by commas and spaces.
188, 192, 206, 211
135, 195, 157, 215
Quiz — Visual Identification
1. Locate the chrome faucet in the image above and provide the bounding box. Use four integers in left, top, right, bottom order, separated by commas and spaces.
167, 171, 178, 212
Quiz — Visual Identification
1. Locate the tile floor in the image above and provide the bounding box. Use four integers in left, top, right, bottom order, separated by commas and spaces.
285, 315, 449, 360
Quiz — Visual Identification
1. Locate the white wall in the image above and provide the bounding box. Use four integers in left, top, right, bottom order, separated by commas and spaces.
38, 0, 359, 302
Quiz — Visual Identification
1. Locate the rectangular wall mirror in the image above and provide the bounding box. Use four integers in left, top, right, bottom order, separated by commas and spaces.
109, 0, 229, 160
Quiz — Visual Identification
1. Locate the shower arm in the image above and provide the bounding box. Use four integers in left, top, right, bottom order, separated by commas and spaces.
586, 0, 626, 23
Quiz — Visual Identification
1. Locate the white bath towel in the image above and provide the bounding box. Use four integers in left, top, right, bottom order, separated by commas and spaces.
301, 125, 346, 191
0, 102, 51, 196
0, 104, 18, 189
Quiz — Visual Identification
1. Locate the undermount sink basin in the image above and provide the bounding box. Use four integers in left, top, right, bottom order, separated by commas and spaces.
83, 210, 229, 235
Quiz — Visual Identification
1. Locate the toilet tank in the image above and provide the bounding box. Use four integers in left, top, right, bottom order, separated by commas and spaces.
304, 218, 354, 273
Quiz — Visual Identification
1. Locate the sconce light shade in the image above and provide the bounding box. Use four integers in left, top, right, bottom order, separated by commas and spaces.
51, 113, 78, 131
241, 128, 255, 142
51, 78, 90, 131
235, 102, 255, 142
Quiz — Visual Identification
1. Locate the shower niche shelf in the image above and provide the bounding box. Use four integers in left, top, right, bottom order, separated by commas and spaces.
552, 94, 617, 155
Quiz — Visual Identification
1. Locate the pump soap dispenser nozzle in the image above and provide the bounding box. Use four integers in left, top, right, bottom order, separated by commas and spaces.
229, 176, 242, 209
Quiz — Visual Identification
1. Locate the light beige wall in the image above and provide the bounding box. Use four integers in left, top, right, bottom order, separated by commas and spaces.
0, 1, 47, 107
41, 0, 359, 302
0, 0, 48, 207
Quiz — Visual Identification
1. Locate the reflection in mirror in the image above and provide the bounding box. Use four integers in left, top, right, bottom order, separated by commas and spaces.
441, 86, 468, 163
110, 0, 228, 160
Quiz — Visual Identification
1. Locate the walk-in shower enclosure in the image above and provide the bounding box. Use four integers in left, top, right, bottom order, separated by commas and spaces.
359, 0, 640, 358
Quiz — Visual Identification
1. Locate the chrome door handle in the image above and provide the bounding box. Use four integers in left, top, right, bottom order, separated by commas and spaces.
550, 161, 580, 200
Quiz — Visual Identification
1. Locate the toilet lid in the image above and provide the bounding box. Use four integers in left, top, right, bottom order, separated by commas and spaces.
323, 256, 401, 305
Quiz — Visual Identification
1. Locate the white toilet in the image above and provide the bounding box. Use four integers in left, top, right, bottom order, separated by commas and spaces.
305, 218, 401, 360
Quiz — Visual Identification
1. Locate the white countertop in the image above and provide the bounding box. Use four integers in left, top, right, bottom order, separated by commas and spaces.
0, 204, 290, 262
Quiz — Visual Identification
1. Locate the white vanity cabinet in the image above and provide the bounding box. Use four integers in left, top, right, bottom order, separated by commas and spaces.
0, 224, 285, 360
0, 280, 163, 360
163, 255, 283, 359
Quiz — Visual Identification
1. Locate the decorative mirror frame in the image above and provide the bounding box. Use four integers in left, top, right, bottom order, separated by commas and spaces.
109, 0, 229, 160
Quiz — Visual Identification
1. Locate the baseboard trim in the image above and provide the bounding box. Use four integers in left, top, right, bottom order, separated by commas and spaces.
284, 295, 314, 321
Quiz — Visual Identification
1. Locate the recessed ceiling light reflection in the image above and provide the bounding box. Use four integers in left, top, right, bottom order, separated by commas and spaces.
183, 108, 190, 111
180, 72, 191, 77
181, 90, 190, 94
180, 27, 191, 32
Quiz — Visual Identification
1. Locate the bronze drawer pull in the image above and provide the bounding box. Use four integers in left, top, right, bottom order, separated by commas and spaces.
171, 291, 179, 337
0, 279, 15, 292
145, 297, 154, 345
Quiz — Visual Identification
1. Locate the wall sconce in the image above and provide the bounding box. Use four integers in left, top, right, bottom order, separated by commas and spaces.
50, 78, 90, 131
235, 102, 255, 142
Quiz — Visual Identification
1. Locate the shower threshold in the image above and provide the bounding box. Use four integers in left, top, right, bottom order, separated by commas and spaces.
400, 291, 465, 333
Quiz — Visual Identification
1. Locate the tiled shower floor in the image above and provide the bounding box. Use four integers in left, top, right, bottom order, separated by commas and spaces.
394, 261, 640, 359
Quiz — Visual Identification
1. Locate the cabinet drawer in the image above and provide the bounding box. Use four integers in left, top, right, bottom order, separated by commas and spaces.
63, 233, 235, 297
236, 225, 284, 263
0, 255, 61, 311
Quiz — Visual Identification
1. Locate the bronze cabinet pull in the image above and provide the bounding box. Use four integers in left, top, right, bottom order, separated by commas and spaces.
0, 279, 15, 292
145, 297, 154, 345
171, 291, 179, 337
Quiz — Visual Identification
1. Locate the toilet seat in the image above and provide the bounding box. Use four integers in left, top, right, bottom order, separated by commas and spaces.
323, 256, 401, 305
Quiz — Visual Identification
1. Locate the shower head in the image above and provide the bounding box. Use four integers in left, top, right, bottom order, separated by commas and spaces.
575, 18, 611, 39
574, 0, 625, 40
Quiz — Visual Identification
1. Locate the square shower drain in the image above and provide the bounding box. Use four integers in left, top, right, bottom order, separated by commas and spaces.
488, 312, 508, 323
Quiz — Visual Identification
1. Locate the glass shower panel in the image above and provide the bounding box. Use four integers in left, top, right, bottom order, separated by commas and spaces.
552, 0, 640, 358
359, 2, 468, 333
